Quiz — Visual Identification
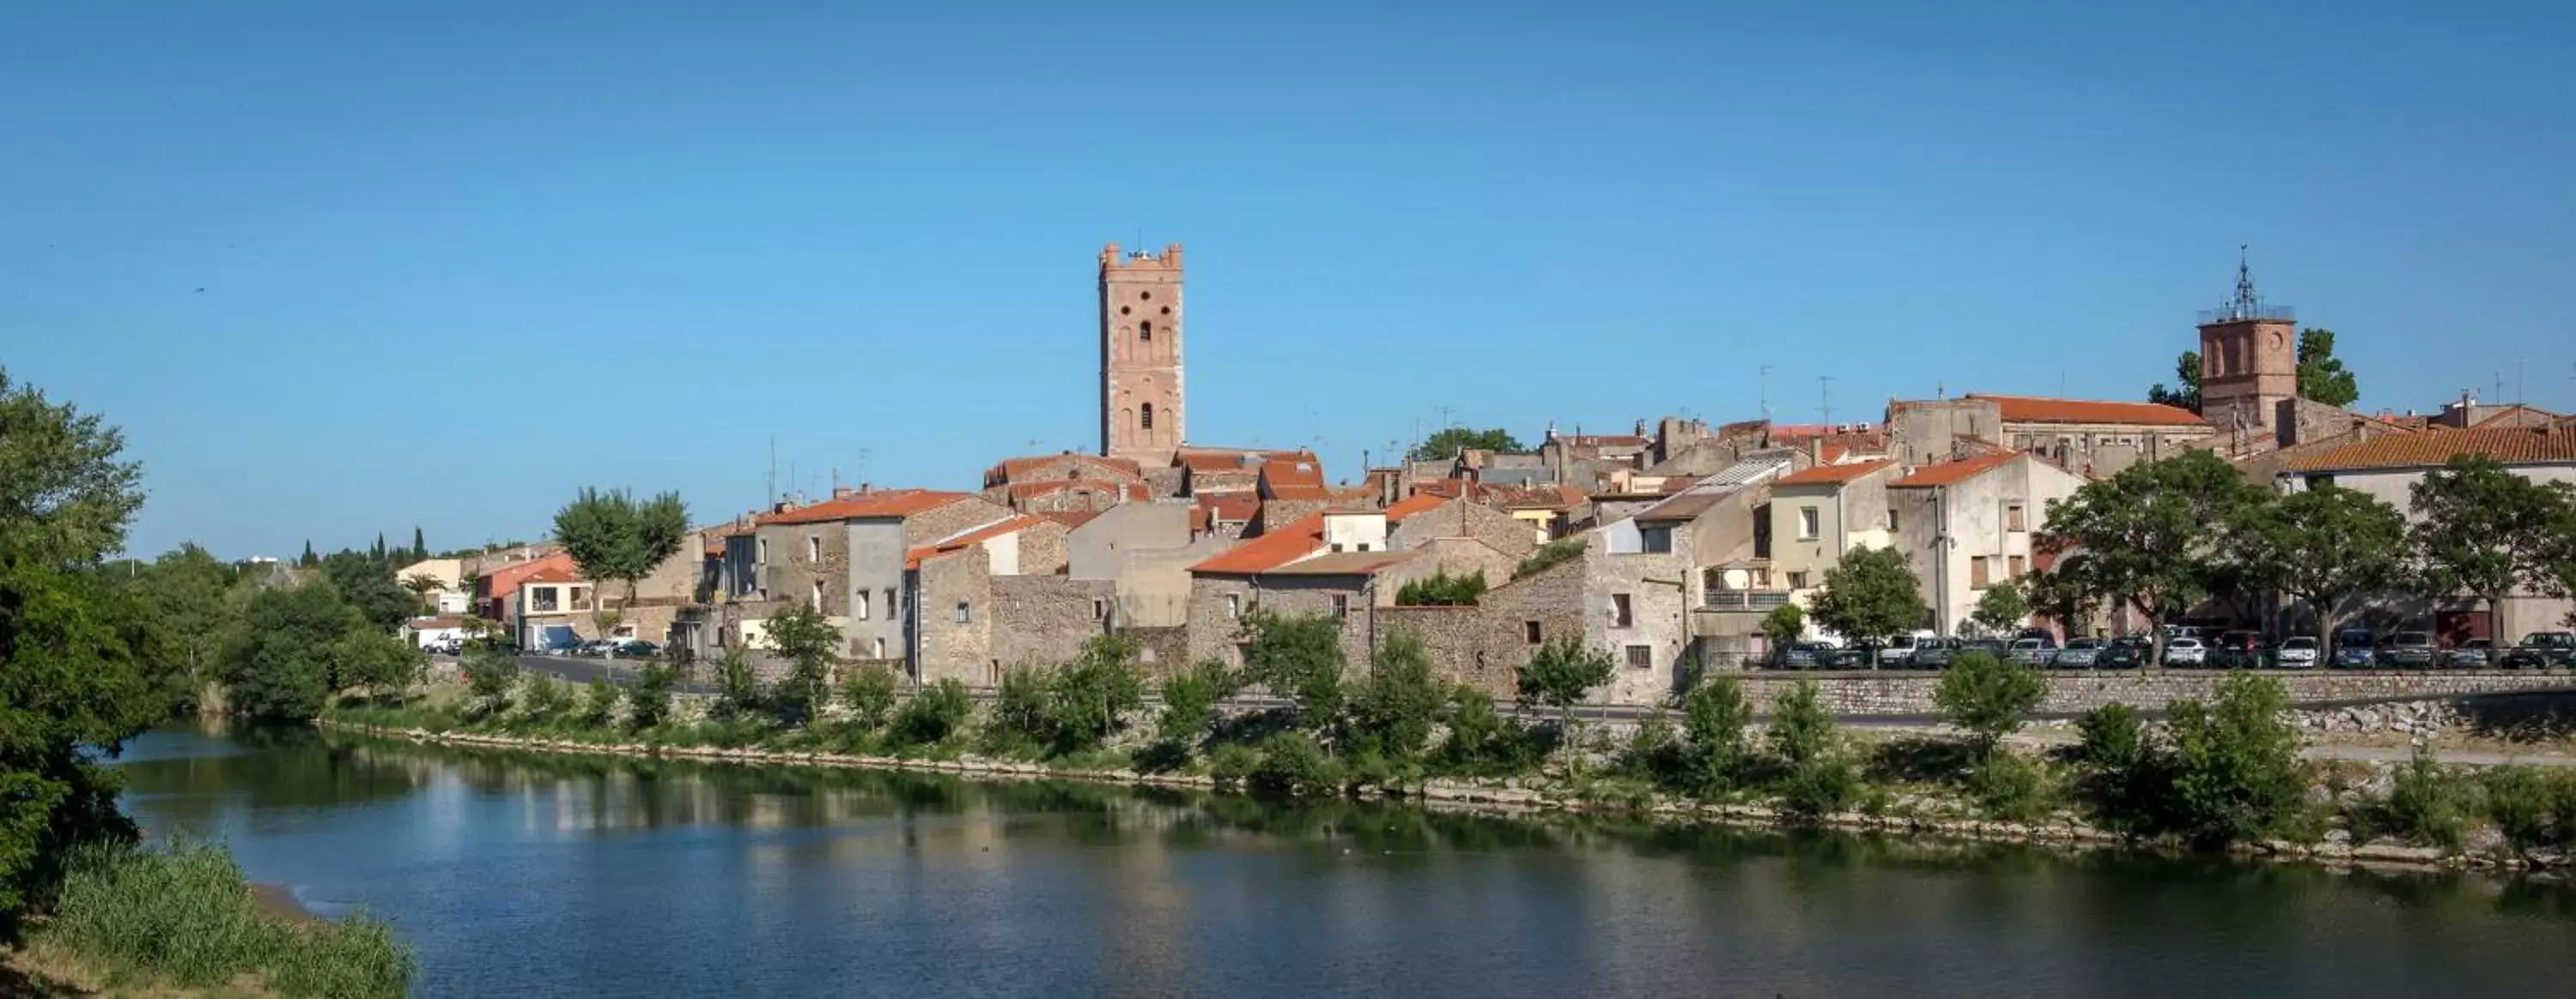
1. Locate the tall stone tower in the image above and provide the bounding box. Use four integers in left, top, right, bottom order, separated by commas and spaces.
2195, 247, 2297, 433
1100, 242, 1185, 464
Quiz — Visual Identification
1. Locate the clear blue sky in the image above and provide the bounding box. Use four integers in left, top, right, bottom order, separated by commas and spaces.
6, 1, 2573, 560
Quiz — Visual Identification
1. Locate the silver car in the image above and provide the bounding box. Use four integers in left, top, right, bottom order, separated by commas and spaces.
2008, 638, 2052, 666
2051, 638, 2103, 669
2274, 636, 2319, 669
2163, 636, 2208, 667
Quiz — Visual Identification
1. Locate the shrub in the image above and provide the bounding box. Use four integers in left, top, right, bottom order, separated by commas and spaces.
2165, 673, 2306, 845
1681, 674, 1752, 796
1240, 610, 1346, 730
627, 663, 678, 730
1935, 651, 2045, 755
2482, 766, 2576, 851
712, 647, 762, 720
1515, 537, 1584, 578
1346, 630, 1445, 759
1156, 660, 1232, 746
1518, 637, 1614, 759
579, 677, 617, 727
1767, 679, 1857, 818
521, 673, 571, 722
1248, 732, 1340, 798
2072, 702, 2163, 833
464, 648, 520, 717
891, 678, 972, 747
40, 842, 413, 997
1208, 743, 1261, 790
1615, 712, 1688, 790
1394, 569, 1487, 607
1048, 636, 1146, 753
987, 668, 1055, 753
1969, 750, 2057, 822
1433, 685, 1545, 776
840, 663, 900, 731
2373, 750, 2477, 851
1778, 754, 1861, 818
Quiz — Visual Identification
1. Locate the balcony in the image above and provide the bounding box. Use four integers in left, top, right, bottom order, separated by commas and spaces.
1703, 589, 1793, 611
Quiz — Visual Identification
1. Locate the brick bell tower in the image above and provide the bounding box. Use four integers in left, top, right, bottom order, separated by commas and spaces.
2195, 246, 2297, 433
1100, 242, 1185, 464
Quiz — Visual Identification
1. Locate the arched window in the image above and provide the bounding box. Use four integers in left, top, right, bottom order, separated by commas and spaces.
1139, 320, 1152, 342
1140, 403, 1155, 430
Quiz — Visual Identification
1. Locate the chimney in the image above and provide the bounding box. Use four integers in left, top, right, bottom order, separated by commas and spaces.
831, 484, 854, 500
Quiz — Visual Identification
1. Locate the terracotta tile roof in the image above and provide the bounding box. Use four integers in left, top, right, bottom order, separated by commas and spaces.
1967, 393, 2211, 428
1258, 457, 1327, 490
1892, 453, 2020, 487
480, 551, 575, 597
756, 489, 974, 525
1775, 458, 1898, 487
1261, 551, 1414, 577
1176, 447, 1315, 473
1194, 492, 1261, 523
1263, 483, 1330, 501
984, 454, 1142, 485
1191, 514, 1327, 574
1001, 479, 1149, 501
905, 516, 1044, 570
2284, 426, 2576, 473
1032, 509, 1100, 530
1382, 493, 1448, 522
521, 566, 582, 584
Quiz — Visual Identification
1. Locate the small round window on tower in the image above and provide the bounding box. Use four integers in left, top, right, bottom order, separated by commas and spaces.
1120, 306, 1131, 315
1140, 291, 1152, 300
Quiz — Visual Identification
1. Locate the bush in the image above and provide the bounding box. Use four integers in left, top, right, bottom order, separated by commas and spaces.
1935, 651, 2045, 754
221, 581, 349, 722
1048, 637, 1146, 754
1969, 750, 2057, 822
2482, 766, 2576, 851
1248, 732, 1340, 798
891, 678, 972, 747
39, 842, 413, 997
2165, 673, 2306, 845
579, 677, 618, 727
627, 663, 678, 730
1394, 569, 1487, 606
521, 674, 571, 722
464, 648, 521, 717
1681, 674, 1752, 796
2372, 751, 2477, 850
1767, 679, 1857, 818
840, 664, 900, 731
713, 647, 762, 720
1208, 743, 1261, 790
1157, 660, 1232, 746
1515, 537, 1584, 578
2072, 702, 2163, 833
987, 668, 1055, 753
1433, 685, 1544, 776
1240, 610, 1345, 730
1615, 712, 1689, 790
1346, 630, 1445, 760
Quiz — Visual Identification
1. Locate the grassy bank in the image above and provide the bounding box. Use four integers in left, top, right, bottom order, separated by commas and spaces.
9, 844, 411, 999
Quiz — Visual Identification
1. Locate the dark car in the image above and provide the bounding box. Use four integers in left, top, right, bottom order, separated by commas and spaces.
2439, 639, 2493, 669
1908, 638, 1964, 669
2209, 631, 2263, 669
1773, 641, 1833, 669
2096, 635, 2149, 669
2376, 631, 2437, 669
2504, 633, 2576, 669
1961, 638, 2011, 661
1831, 640, 1885, 670
2331, 630, 2377, 669
610, 639, 660, 659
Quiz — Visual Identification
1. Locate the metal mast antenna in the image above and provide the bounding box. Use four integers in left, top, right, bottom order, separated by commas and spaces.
1759, 365, 1773, 421
767, 439, 777, 506
1819, 376, 1836, 425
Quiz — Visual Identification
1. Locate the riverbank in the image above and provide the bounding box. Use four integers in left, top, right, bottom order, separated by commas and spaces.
318, 711, 2576, 877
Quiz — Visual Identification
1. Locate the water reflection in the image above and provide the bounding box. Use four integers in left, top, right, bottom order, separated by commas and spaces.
111, 727, 2576, 999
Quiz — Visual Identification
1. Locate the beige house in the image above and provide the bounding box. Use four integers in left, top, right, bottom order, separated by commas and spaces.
1765, 459, 1901, 637
1887, 394, 2210, 479
1886, 452, 2086, 636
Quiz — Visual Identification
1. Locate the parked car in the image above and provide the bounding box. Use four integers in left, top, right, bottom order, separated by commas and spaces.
1878, 632, 1935, 669
2273, 636, 2319, 669
2331, 629, 2377, 669
574, 639, 617, 658
1773, 641, 1833, 669
2439, 639, 2494, 669
2504, 633, 2576, 669
2007, 638, 2052, 666
2096, 635, 2149, 669
2209, 631, 2263, 669
1908, 638, 1963, 669
2162, 636, 2208, 667
610, 639, 660, 659
2051, 638, 2105, 669
2375, 631, 2437, 669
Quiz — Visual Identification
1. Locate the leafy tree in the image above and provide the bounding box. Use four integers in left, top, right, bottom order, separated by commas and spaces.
1408, 426, 1527, 463
1247, 732, 1340, 798
2294, 328, 2360, 408
462, 645, 521, 717
1759, 603, 1805, 653
330, 627, 422, 705
2025, 559, 2099, 639
2071, 702, 2161, 833
132, 543, 240, 681
1346, 630, 1444, 759
300, 539, 317, 568
320, 550, 414, 633
839, 663, 900, 731
2232, 483, 2408, 663
1767, 680, 1857, 816
2409, 455, 2568, 644
762, 602, 841, 724
1969, 579, 2030, 637
1516, 636, 1614, 749
579, 676, 618, 727
711, 646, 762, 719
1807, 546, 1929, 643
890, 678, 972, 746
1680, 674, 1752, 795
2165, 672, 2306, 845
1156, 660, 1233, 748
522, 673, 572, 721
2038, 451, 2265, 666
2147, 350, 2202, 412
551, 487, 689, 634
627, 663, 679, 730
1434, 684, 1538, 776
1935, 651, 2045, 756
1048, 636, 1147, 753
1514, 537, 1585, 579
987, 668, 1053, 751
221, 581, 352, 721
373, 532, 386, 561
1394, 569, 1487, 606
1239, 609, 1346, 730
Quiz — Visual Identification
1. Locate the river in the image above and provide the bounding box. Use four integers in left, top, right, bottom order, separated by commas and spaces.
112, 725, 2576, 997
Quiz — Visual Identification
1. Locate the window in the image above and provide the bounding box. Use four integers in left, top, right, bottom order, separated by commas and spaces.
2008, 554, 2026, 578
856, 590, 872, 620
1971, 556, 1990, 589
1524, 621, 1542, 645
1225, 594, 1242, 620
1787, 571, 1810, 590
1888, 509, 1900, 532
1091, 599, 1107, 621
884, 589, 896, 620
1626, 645, 1653, 669
811, 580, 824, 608
757, 538, 769, 564
2006, 505, 2026, 532
1357, 542, 1371, 552
1798, 506, 1821, 541
1333, 595, 1350, 619
872, 637, 885, 659
807, 535, 820, 561
570, 586, 591, 611
1139, 320, 1152, 341
1140, 403, 1154, 430
1612, 593, 1633, 627
953, 601, 971, 624
532, 586, 559, 612
1639, 525, 1673, 553
1331, 542, 1345, 553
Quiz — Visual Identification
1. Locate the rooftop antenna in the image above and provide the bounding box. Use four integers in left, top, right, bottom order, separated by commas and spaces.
767, 439, 777, 506
1436, 404, 1455, 430
1819, 375, 1836, 425
1759, 365, 1774, 421
857, 448, 872, 487
2495, 372, 2507, 404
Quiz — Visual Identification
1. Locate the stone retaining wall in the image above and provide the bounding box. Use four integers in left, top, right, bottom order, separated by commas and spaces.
1728, 670, 2576, 717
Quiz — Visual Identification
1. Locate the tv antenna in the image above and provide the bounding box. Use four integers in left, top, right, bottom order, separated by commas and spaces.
1819, 376, 1836, 425
1759, 365, 1773, 421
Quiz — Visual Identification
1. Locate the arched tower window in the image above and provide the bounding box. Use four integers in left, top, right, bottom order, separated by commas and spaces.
1139, 320, 1153, 342
1140, 403, 1154, 430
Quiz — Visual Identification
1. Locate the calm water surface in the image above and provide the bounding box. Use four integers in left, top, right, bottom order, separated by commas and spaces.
113, 726, 2576, 997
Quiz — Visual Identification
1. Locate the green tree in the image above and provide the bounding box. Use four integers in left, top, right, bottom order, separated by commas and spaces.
1807, 546, 1929, 643
2071, 702, 2161, 833
329, 627, 422, 705
2148, 350, 2202, 412
1767, 679, 1857, 816
2294, 328, 2360, 408
132, 543, 239, 681
2409, 455, 2568, 644
1048, 636, 1148, 753
627, 663, 679, 730
1155, 660, 1234, 747
839, 663, 900, 731
1516, 636, 1614, 751
1394, 569, 1487, 606
762, 602, 842, 724
1239, 609, 1346, 730
1935, 651, 2045, 757
1759, 603, 1805, 654
1346, 630, 1445, 760
319, 549, 414, 633
2233, 482, 2409, 663
711, 646, 762, 719
550, 487, 689, 635
410, 526, 428, 561
221, 582, 352, 721
462, 645, 521, 717
1680, 674, 1752, 796
299, 539, 317, 568
1969, 578, 2030, 637
1514, 537, 1585, 579
890, 677, 972, 747
579, 676, 618, 727
1407, 426, 1527, 463
2165, 672, 2306, 845
399, 573, 445, 612
2038, 451, 2266, 665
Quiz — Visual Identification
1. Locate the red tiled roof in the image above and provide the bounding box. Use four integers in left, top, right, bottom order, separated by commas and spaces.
481, 551, 574, 598
984, 454, 1143, 485
1775, 458, 1898, 487
1263, 483, 1330, 501
1892, 453, 2020, 487
521, 566, 581, 584
1966, 394, 2211, 428
757, 489, 974, 525
1382, 493, 1447, 522
1001, 479, 1149, 501
1194, 492, 1261, 523
1258, 457, 1327, 490
1032, 509, 1100, 530
1191, 514, 1327, 574
1176, 447, 1315, 473
905, 516, 1045, 570
2284, 426, 2576, 473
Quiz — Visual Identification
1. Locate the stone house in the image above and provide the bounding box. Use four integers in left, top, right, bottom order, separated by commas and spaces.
1183, 504, 1515, 672
1886, 394, 2211, 480
1068, 502, 1229, 627
718, 488, 1016, 659
1765, 458, 1903, 639
1886, 452, 2086, 636
909, 530, 1113, 687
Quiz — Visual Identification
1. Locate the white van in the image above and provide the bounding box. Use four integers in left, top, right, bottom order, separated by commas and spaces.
1879, 630, 1938, 668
